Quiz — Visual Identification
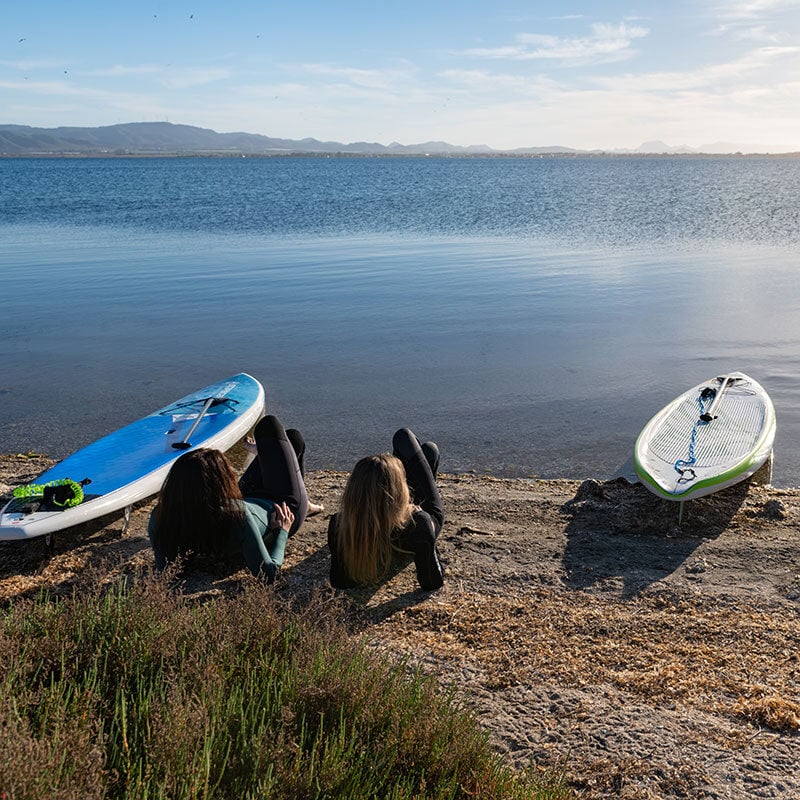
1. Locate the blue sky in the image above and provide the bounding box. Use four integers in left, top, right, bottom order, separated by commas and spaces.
3, 1, 800, 150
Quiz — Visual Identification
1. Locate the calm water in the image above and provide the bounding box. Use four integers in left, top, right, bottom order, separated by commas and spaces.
2, 156, 800, 484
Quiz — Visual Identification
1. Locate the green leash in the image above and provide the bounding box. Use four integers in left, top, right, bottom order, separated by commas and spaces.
13, 478, 88, 508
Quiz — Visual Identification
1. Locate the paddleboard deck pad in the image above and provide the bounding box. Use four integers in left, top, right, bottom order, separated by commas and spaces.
0, 373, 265, 541
634, 372, 775, 501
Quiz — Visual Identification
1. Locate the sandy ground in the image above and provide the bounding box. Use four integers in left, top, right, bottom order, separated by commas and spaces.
1, 450, 799, 799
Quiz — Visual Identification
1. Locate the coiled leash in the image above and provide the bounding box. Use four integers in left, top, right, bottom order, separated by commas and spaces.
673, 388, 716, 483
13, 477, 92, 508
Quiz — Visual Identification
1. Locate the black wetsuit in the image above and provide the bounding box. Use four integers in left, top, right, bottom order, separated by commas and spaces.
238, 415, 309, 536
148, 416, 308, 583
327, 428, 445, 591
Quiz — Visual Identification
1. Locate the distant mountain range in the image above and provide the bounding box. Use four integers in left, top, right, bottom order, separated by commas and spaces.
0, 122, 796, 156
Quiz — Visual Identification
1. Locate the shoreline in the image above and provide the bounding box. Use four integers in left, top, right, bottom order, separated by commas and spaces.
5, 151, 800, 160
2, 452, 799, 798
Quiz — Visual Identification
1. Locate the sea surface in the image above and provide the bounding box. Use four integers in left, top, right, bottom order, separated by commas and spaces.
2, 155, 800, 485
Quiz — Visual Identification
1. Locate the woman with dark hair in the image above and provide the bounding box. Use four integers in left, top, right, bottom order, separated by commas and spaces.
327, 428, 445, 591
148, 415, 314, 582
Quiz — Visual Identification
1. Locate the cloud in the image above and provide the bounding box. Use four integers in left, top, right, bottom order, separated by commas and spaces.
281, 62, 446, 110
457, 22, 649, 64
298, 62, 418, 92
0, 78, 88, 96
421, 70, 800, 151
1, 59, 232, 91
717, 0, 800, 18
159, 68, 232, 89
424, 39, 800, 150
437, 69, 558, 97
79, 64, 166, 78
706, 0, 800, 40
590, 44, 799, 92
0, 59, 67, 71
726, 24, 782, 41
97, 64, 234, 89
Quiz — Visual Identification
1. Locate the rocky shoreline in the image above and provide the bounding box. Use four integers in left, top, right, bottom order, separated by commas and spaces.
2, 451, 799, 799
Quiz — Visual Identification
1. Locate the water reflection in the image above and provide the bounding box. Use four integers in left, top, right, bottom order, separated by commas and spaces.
0, 225, 797, 485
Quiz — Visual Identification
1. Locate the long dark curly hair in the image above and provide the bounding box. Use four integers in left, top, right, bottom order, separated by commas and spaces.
151, 448, 245, 563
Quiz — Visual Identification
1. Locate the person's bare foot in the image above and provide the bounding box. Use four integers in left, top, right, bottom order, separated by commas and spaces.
307, 501, 324, 516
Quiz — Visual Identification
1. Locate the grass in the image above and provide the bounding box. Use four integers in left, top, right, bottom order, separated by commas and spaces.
0, 576, 570, 800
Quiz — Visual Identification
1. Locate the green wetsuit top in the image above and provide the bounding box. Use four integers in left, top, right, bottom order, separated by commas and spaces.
148, 498, 288, 583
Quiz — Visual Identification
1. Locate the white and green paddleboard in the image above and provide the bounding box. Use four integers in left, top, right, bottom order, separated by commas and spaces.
635, 372, 776, 501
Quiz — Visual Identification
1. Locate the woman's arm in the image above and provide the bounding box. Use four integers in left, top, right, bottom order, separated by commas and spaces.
238, 501, 287, 583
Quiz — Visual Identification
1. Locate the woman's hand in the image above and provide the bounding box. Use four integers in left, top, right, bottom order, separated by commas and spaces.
270, 501, 294, 531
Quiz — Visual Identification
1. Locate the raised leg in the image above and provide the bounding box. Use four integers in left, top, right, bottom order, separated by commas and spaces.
239, 416, 309, 535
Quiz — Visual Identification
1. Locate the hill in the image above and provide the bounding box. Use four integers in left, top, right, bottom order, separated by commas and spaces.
0, 121, 503, 156
0, 121, 577, 156
1, 121, 797, 157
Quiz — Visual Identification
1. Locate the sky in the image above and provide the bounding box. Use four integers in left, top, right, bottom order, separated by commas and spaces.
2, 1, 800, 151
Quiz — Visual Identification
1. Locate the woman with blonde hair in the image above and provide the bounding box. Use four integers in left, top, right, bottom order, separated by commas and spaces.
327, 428, 445, 591
149, 415, 311, 582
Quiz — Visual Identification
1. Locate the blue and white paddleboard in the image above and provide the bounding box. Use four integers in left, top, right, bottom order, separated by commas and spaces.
635, 372, 775, 501
0, 373, 265, 541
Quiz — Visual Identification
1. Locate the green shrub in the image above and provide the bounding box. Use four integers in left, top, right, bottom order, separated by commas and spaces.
0, 577, 569, 800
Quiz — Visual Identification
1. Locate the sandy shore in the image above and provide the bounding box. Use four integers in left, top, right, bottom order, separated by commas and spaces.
2, 450, 799, 799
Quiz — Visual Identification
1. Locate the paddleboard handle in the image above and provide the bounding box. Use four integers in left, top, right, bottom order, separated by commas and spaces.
699, 375, 732, 422
172, 396, 225, 449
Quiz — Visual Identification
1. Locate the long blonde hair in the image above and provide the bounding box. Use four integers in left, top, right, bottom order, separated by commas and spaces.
336, 453, 414, 585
